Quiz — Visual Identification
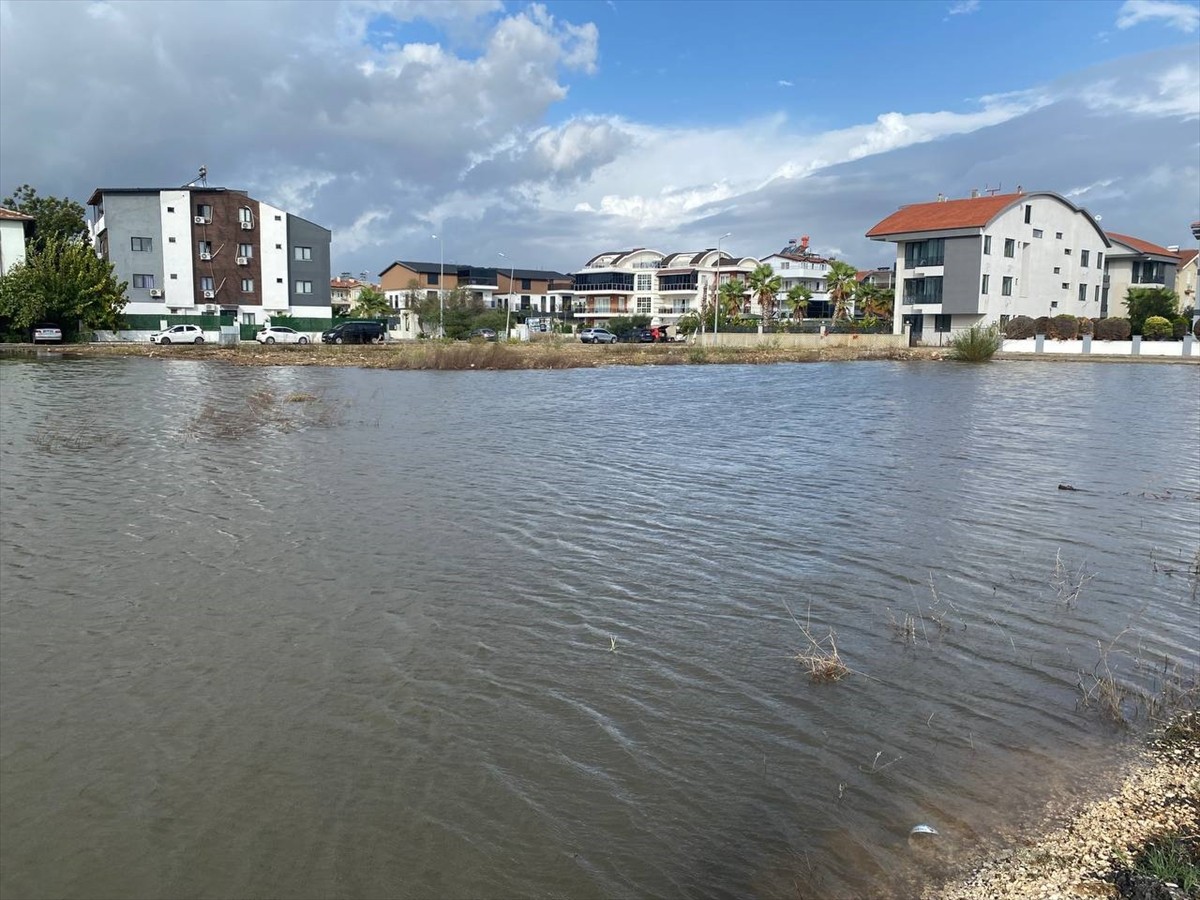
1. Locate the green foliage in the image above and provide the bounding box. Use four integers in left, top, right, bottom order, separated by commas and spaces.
350, 285, 391, 319
1094, 317, 1131, 340
1142, 315, 1173, 340
1125, 287, 1178, 335
1003, 315, 1036, 339
718, 279, 746, 317
825, 260, 858, 320
855, 281, 893, 320
676, 311, 702, 335
606, 315, 651, 338
1048, 314, 1079, 339
947, 323, 1002, 361
0, 234, 126, 336
1130, 834, 1199, 894
1, 184, 88, 249
747, 263, 782, 323
416, 285, 482, 337
1171, 316, 1189, 339
786, 283, 812, 319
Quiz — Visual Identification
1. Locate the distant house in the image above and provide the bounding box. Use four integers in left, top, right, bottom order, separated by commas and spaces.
1102, 233, 1181, 318
330, 275, 377, 312
867, 191, 1110, 342
0, 206, 34, 274
378, 260, 573, 324
759, 237, 834, 318
1174, 248, 1197, 312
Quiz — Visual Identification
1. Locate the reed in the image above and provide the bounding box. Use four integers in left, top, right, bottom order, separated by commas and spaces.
947, 322, 1003, 361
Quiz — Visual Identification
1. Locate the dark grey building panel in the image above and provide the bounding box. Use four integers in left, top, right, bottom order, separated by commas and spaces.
941, 236, 983, 314
286, 215, 332, 308
102, 193, 163, 300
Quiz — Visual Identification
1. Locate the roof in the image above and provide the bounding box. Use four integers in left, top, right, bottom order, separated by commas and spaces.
0, 206, 34, 221
87, 186, 249, 206
1104, 232, 1181, 259
866, 192, 1025, 237
1177, 249, 1197, 268
381, 260, 465, 276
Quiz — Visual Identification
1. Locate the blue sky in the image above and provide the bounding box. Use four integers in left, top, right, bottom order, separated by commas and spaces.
1, 0, 1197, 276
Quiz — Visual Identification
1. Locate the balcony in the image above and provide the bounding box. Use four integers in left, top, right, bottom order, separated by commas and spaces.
573, 282, 634, 293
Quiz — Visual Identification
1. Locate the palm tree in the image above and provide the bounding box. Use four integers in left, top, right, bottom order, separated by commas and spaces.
718, 279, 746, 319
350, 285, 392, 319
787, 284, 812, 320
826, 260, 858, 321
747, 263, 783, 325
855, 281, 893, 320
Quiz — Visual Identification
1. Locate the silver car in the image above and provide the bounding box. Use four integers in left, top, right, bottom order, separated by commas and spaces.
579, 327, 617, 344
32, 323, 63, 343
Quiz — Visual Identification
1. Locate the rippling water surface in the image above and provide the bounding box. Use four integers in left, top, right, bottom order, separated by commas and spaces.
2, 356, 1198, 899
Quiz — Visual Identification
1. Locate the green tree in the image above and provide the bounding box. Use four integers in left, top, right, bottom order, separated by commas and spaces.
787, 284, 812, 319
350, 285, 391, 319
826, 260, 858, 320
718, 279, 747, 318
747, 263, 782, 324
855, 281, 893, 320
1124, 287, 1178, 335
0, 234, 127, 336
417, 286, 484, 339
2, 184, 88, 249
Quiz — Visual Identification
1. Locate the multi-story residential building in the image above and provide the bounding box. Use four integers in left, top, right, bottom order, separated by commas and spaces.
1102, 233, 1181, 318
572, 247, 756, 327
866, 190, 1110, 341
379, 261, 572, 318
759, 237, 833, 317
0, 206, 33, 274
1174, 249, 1197, 312
330, 275, 378, 313
87, 186, 332, 326
856, 267, 897, 293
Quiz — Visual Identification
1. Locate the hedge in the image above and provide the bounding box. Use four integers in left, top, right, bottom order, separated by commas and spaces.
1094, 317, 1132, 340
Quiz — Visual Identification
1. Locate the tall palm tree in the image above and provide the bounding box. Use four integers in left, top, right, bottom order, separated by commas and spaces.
826, 260, 858, 321
787, 284, 812, 320
747, 263, 783, 324
718, 279, 746, 319
855, 281, 893, 320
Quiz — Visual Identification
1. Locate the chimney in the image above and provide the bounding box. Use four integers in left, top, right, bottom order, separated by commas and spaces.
970, 188, 979, 199
1167, 245, 1180, 252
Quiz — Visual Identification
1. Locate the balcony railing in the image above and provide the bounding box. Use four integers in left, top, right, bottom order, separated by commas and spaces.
573, 282, 634, 292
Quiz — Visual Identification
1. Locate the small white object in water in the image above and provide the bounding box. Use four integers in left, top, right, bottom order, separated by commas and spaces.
609, 636, 617, 652
910, 824, 939, 836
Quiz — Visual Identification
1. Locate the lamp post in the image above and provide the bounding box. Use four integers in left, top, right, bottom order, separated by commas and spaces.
431, 232, 444, 338
498, 251, 515, 339
713, 232, 731, 338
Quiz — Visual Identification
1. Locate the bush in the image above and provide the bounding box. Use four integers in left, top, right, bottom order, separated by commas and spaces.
1033, 316, 1051, 336
1003, 315, 1036, 339
1077, 317, 1095, 335
1049, 314, 1079, 340
948, 323, 1003, 361
1194, 319, 1200, 339
1125, 287, 1178, 335
1171, 316, 1189, 340
1094, 317, 1131, 340
1142, 316, 1173, 340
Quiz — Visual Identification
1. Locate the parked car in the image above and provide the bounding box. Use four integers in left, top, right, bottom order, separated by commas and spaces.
150, 324, 205, 344
32, 323, 63, 343
256, 326, 309, 344
321, 321, 385, 344
468, 327, 498, 341
579, 327, 618, 344
620, 328, 655, 343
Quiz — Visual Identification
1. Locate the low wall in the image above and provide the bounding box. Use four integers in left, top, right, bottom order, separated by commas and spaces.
699, 332, 907, 350
1002, 336, 1197, 358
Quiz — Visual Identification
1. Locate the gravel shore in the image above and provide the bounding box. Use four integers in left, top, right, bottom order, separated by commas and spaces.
924, 715, 1199, 900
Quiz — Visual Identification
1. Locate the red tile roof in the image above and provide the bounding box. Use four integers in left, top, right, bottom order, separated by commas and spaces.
1105, 232, 1181, 258
866, 193, 1023, 237
1177, 248, 1197, 267
0, 206, 34, 221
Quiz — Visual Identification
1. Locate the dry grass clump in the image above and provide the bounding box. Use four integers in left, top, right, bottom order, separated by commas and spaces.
31, 423, 128, 452
784, 600, 851, 682
187, 388, 342, 440
1077, 629, 1200, 728
1051, 549, 1094, 608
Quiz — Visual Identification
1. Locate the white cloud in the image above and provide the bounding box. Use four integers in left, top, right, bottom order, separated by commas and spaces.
1116, 0, 1200, 32
1083, 63, 1200, 118
948, 0, 981, 15
778, 79, 794, 87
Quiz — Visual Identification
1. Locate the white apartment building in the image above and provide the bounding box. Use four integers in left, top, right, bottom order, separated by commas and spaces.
759, 237, 833, 318
867, 191, 1110, 342
0, 207, 33, 274
571, 247, 756, 327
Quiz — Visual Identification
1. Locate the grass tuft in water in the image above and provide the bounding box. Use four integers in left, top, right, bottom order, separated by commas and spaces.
947, 323, 1003, 361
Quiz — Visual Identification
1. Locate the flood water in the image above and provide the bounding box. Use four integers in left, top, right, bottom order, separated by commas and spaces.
1, 355, 1198, 900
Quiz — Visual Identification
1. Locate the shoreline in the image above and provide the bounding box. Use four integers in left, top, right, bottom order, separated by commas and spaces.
2, 341, 1196, 369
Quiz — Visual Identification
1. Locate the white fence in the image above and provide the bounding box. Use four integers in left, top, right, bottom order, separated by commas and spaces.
1002, 336, 1197, 358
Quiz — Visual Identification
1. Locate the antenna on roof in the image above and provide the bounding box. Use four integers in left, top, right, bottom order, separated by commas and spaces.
985, 183, 1001, 196
183, 165, 209, 189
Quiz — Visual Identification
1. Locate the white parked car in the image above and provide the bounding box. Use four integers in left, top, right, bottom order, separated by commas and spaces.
256, 326, 309, 345
32, 323, 63, 343
150, 324, 205, 344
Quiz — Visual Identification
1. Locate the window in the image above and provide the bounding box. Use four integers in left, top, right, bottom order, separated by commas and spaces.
131, 236, 152, 252
636, 297, 652, 313
1002, 276, 1013, 296
238, 243, 253, 258
1003, 238, 1015, 258
1080, 250, 1089, 267
1064, 248, 1072, 256
295, 246, 312, 262
168, 236, 176, 243
200, 276, 214, 291
1032, 229, 1043, 238
198, 241, 213, 257
276, 278, 283, 284
904, 238, 944, 268
196, 204, 212, 220
242, 312, 255, 325
169, 273, 178, 280
239, 207, 253, 224
934, 314, 952, 333
521, 278, 532, 290
1062, 282, 1070, 290
781, 261, 790, 269
241, 278, 254, 292
1055, 232, 1063, 240
274, 215, 282, 221
1051, 301, 1059, 309
296, 280, 313, 294
1096, 252, 1103, 269
132, 274, 155, 289
981, 274, 989, 294
902, 276, 943, 304
636, 273, 652, 290
166, 206, 175, 213
1095, 285, 1101, 302
983, 235, 992, 255
275, 244, 282, 250
1078, 284, 1087, 303
1024, 204, 1031, 224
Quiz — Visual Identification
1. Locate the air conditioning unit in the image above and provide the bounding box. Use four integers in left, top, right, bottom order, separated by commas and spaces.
199, 252, 212, 261
202, 290, 216, 299
149, 289, 164, 298
204, 304, 218, 314
240, 221, 253, 230
236, 256, 248, 266
194, 216, 208, 225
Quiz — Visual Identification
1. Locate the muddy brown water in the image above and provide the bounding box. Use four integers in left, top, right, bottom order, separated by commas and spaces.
1, 356, 1197, 899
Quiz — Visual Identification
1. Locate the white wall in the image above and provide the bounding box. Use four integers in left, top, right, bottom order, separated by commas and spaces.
259, 200, 289, 312
1002, 337, 1197, 357
159, 190, 194, 309
0, 219, 28, 273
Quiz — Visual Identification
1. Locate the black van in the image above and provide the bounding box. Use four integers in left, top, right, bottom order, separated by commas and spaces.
321, 321, 385, 344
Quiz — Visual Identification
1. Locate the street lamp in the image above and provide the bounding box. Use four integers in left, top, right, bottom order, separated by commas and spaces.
714, 232, 731, 338
498, 251, 515, 339
431, 232, 444, 338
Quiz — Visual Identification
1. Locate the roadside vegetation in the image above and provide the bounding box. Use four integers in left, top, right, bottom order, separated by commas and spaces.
948, 323, 1003, 361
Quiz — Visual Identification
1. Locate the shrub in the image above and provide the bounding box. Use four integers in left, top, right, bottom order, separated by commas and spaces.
1171, 316, 1189, 340
1049, 314, 1079, 340
948, 323, 1003, 361
1033, 315, 1051, 336
1003, 315, 1036, 339
1194, 319, 1200, 339
1077, 317, 1095, 335
1142, 316, 1173, 340
1094, 317, 1131, 340
1125, 287, 1178, 335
